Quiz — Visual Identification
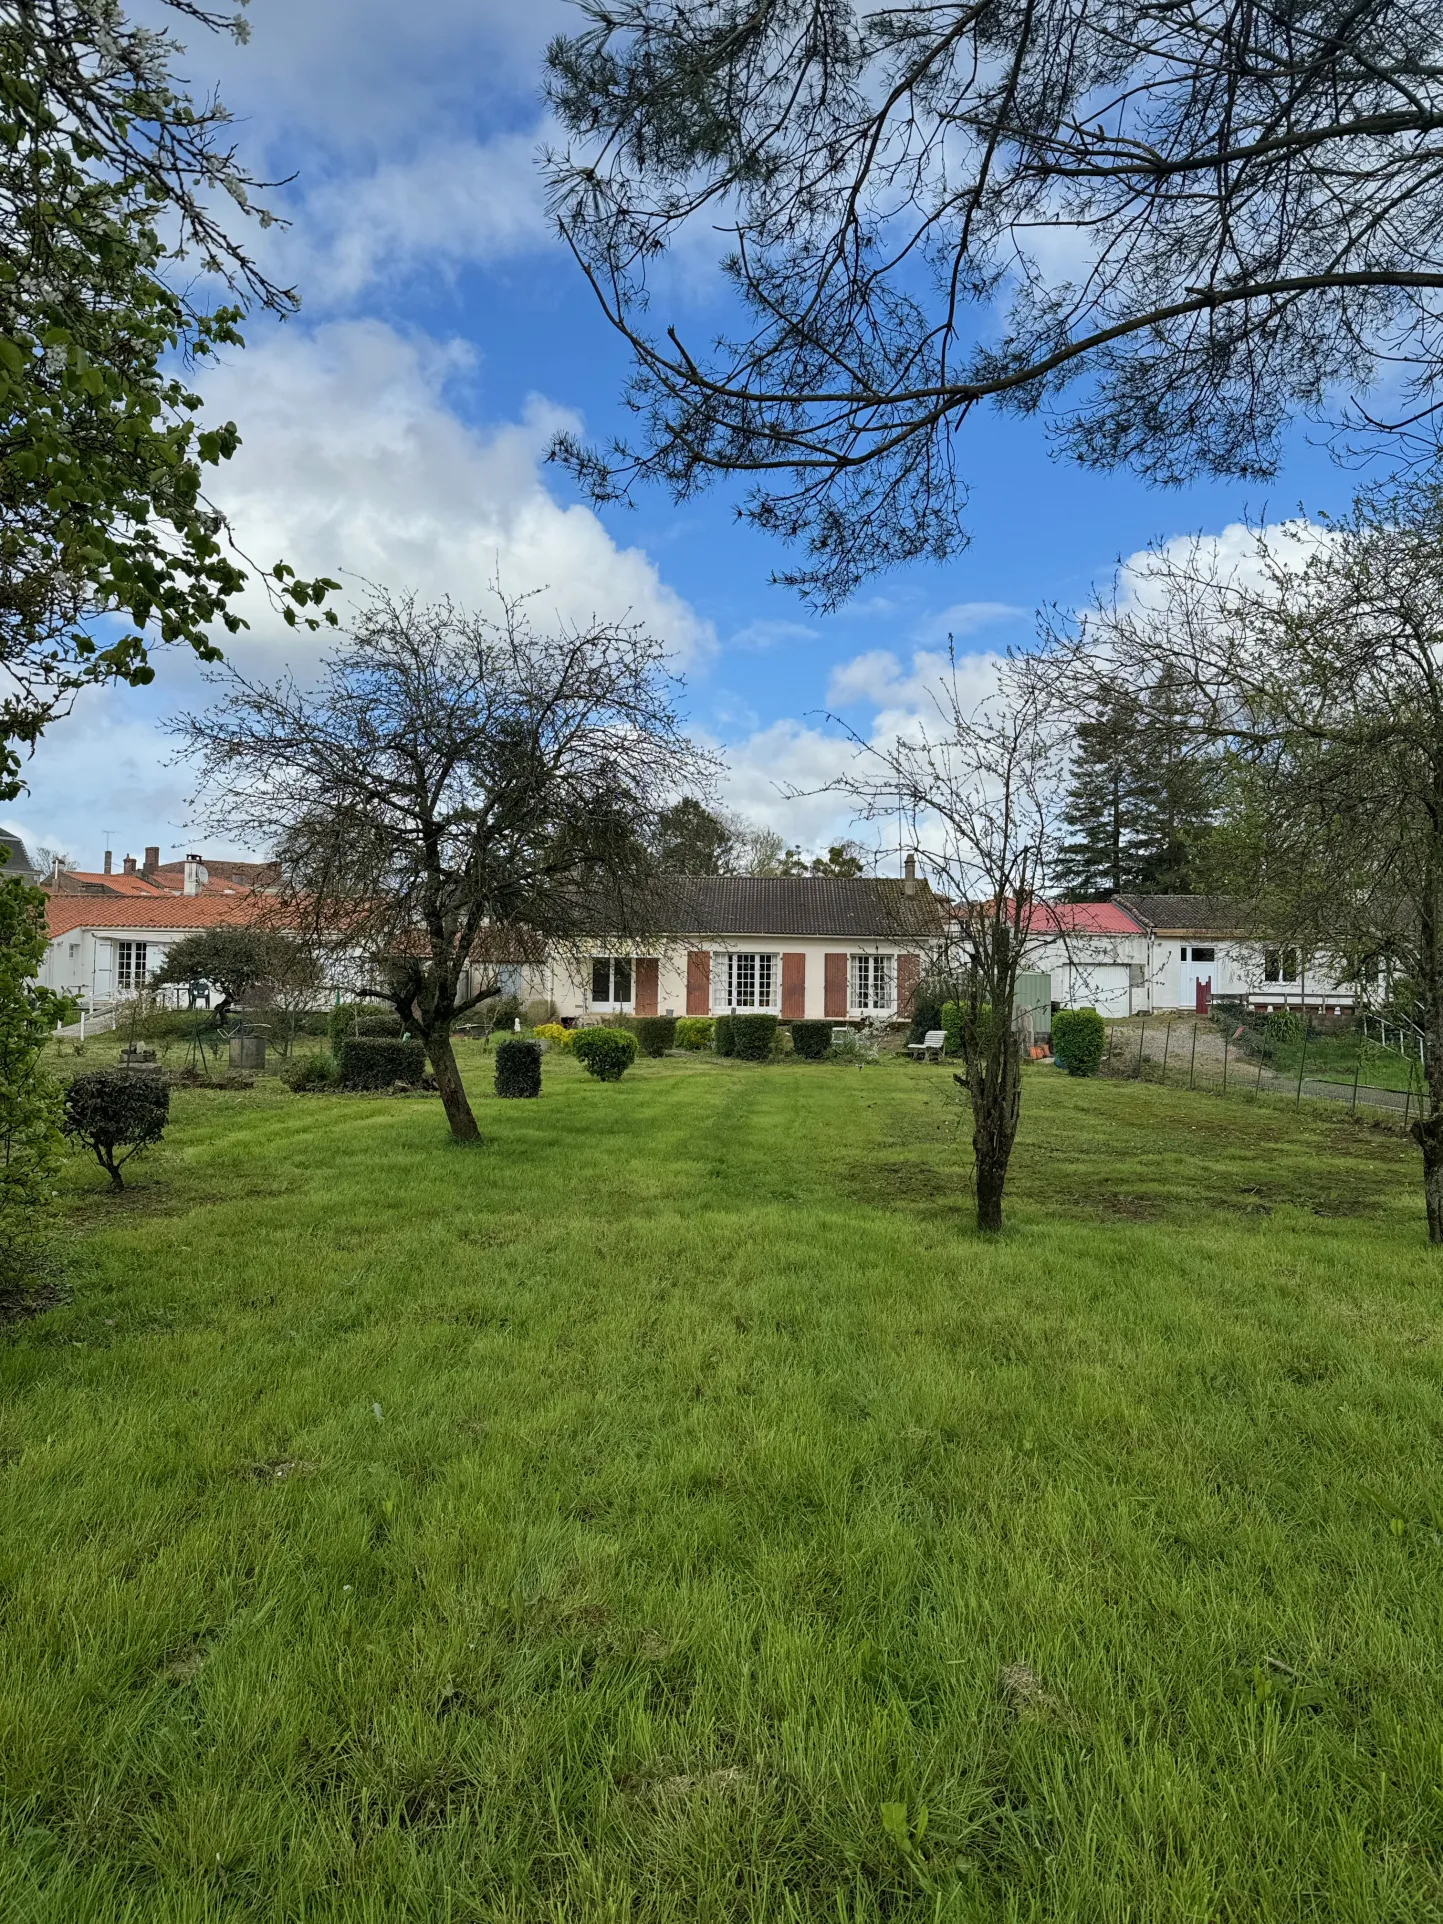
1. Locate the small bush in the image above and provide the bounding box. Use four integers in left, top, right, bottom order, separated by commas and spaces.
283, 1051, 338, 1091
335, 1036, 427, 1090
328, 1002, 403, 1051
635, 1016, 677, 1057
732, 1013, 779, 1061
674, 1017, 714, 1050
789, 1019, 833, 1061
532, 1022, 573, 1051
1052, 1007, 1105, 1076
62, 1070, 170, 1188
941, 999, 963, 1056
1263, 1007, 1304, 1046
572, 1027, 638, 1081
713, 1014, 735, 1057
495, 1037, 542, 1098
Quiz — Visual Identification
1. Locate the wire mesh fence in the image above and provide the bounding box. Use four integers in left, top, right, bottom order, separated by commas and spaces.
1100, 1012, 1423, 1122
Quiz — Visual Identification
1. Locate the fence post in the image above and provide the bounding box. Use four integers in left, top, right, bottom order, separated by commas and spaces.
1189, 1022, 1198, 1090
1351, 1043, 1362, 1116
1105, 1024, 1114, 1071
1223, 1028, 1229, 1094
1161, 1021, 1172, 1084
1136, 1018, 1147, 1080
1403, 1063, 1412, 1133
1296, 1020, 1309, 1108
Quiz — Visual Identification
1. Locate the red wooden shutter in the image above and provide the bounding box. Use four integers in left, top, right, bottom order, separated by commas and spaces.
896, 952, 921, 1018
824, 952, 848, 1019
686, 950, 711, 1015
781, 951, 806, 1018
635, 956, 659, 1016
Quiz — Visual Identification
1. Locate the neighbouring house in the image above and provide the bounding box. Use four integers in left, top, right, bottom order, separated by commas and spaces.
38, 891, 274, 1007
1114, 894, 1359, 1017
1, 831, 42, 885
1024, 900, 1150, 1020
505, 867, 945, 1023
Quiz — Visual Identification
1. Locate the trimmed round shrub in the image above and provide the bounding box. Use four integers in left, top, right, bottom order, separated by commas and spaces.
674, 1016, 714, 1051
1052, 1007, 1106, 1077
495, 1037, 542, 1098
283, 1051, 338, 1092
635, 1015, 677, 1057
62, 1070, 170, 1188
571, 1027, 638, 1081
335, 1036, 427, 1090
789, 1019, 833, 1061
1263, 1007, 1303, 1046
327, 1002, 403, 1051
732, 1013, 779, 1061
713, 1014, 736, 1057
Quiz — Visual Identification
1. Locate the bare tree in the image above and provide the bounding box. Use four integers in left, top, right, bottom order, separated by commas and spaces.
822, 649, 1067, 1230
178, 588, 708, 1143
1062, 484, 1443, 1240
546, 0, 1443, 607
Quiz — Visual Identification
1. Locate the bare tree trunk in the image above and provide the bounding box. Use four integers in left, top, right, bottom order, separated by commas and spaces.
1409, 1114, 1443, 1244
425, 1028, 480, 1143
961, 1036, 1023, 1233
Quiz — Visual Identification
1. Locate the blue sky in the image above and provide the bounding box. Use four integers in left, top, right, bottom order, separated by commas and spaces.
7, 0, 1360, 871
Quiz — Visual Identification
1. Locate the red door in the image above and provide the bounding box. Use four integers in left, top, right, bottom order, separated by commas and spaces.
1195, 976, 1212, 1015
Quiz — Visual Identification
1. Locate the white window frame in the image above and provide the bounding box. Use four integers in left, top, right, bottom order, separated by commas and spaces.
711, 950, 780, 1012
589, 954, 634, 1012
849, 952, 897, 1014
115, 939, 149, 994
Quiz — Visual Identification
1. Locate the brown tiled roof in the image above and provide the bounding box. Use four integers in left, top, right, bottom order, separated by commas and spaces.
1113, 894, 1247, 936
653, 875, 943, 939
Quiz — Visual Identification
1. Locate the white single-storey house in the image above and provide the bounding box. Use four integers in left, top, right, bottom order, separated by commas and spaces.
1023, 901, 1151, 1020
501, 870, 944, 1023
39, 892, 270, 1007
1113, 895, 1359, 1016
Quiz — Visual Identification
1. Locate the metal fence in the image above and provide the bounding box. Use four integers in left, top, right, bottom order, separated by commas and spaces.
1102, 1017, 1422, 1121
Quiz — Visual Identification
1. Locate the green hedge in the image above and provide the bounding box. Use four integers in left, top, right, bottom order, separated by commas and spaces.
713, 1014, 735, 1057
572, 1027, 638, 1081
732, 1013, 779, 1061
634, 1015, 677, 1057
941, 999, 963, 1056
494, 1037, 542, 1098
335, 1036, 426, 1089
328, 1002, 403, 1051
675, 1016, 714, 1050
1052, 1007, 1105, 1077
789, 1019, 833, 1060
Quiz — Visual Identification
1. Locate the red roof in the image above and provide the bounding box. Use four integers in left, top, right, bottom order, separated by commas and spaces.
43, 893, 273, 939
1027, 900, 1144, 936
61, 870, 169, 896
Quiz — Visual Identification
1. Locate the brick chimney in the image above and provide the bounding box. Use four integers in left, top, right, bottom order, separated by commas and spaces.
143, 845, 159, 873
903, 853, 917, 897
122, 854, 136, 876
103, 850, 112, 874
183, 853, 208, 896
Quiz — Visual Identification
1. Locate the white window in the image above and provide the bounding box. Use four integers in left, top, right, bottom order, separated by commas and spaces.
590, 955, 633, 1009
850, 953, 896, 1012
712, 951, 779, 1010
115, 940, 148, 993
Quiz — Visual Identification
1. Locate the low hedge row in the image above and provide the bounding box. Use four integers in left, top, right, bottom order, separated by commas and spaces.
328, 1002, 403, 1050
335, 1036, 426, 1089
732, 1013, 778, 1060
675, 1017, 713, 1050
789, 1019, 833, 1060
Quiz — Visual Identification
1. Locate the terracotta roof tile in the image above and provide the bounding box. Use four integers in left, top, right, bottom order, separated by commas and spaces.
42, 893, 272, 939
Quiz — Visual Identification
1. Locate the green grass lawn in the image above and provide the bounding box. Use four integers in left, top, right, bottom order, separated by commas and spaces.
3, 1048, 1442, 1921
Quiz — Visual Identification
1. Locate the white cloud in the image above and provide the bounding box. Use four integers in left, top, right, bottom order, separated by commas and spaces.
12, 317, 715, 862
203, 319, 713, 666
290, 133, 553, 305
